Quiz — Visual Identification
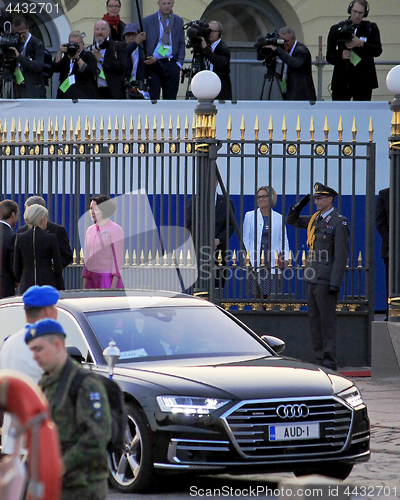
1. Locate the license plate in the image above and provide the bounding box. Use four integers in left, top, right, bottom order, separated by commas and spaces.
269, 423, 320, 441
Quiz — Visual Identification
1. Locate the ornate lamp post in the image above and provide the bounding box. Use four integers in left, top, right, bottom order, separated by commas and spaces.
190, 71, 221, 301
386, 66, 400, 321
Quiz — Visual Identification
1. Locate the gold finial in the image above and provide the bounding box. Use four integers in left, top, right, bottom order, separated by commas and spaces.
132, 249, 137, 265
137, 115, 142, 140
187, 250, 191, 266
129, 115, 134, 140
302, 250, 306, 267
275, 251, 279, 267
61, 116, 67, 141
153, 114, 157, 140
122, 115, 126, 141
73, 249, 76, 265
267, 115, 273, 141
155, 250, 160, 266
245, 250, 250, 266
296, 115, 301, 141
125, 250, 129, 265
323, 116, 329, 141
75, 116, 81, 141
80, 249, 84, 265
179, 250, 184, 266
254, 115, 259, 141
192, 114, 196, 139
163, 250, 168, 266
282, 116, 287, 141
358, 251, 362, 268
196, 115, 202, 138
338, 116, 343, 142
232, 249, 237, 266
54, 116, 59, 142
47, 117, 53, 142
32, 117, 37, 142
288, 250, 293, 267
92, 116, 96, 141
17, 117, 22, 142
115, 115, 119, 141
240, 115, 245, 140
176, 114, 181, 140
140, 250, 145, 265
310, 116, 315, 141
217, 250, 222, 266
84, 116, 90, 141
10, 117, 16, 142
100, 115, 105, 141
69, 116, 74, 141
227, 115, 232, 140
368, 117, 374, 142
0, 119, 3, 142
25, 117, 30, 142
107, 115, 112, 141
40, 117, 45, 141
160, 114, 165, 140
351, 117, 357, 142
145, 114, 149, 140
169, 115, 173, 140
148, 250, 152, 265
172, 250, 176, 264
182, 114, 187, 140
260, 249, 265, 266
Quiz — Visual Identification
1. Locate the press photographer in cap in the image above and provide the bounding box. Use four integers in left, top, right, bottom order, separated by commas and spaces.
286, 183, 350, 371
326, 0, 382, 100
25, 318, 112, 499
123, 23, 149, 99
0, 285, 59, 454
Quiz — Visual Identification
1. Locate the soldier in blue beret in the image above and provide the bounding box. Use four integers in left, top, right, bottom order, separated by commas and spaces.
0, 285, 59, 454
286, 182, 350, 371
25, 317, 112, 500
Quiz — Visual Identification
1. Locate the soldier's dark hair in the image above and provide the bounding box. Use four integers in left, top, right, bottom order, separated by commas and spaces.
0, 200, 18, 220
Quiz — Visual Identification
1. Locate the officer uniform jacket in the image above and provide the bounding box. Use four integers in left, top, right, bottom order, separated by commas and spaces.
326, 19, 382, 93
286, 207, 350, 288
0, 222, 17, 298
52, 50, 98, 99
202, 40, 232, 100
15, 35, 46, 98
39, 357, 111, 491
275, 42, 316, 101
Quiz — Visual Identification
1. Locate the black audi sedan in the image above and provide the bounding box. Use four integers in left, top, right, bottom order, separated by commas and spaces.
0, 290, 370, 493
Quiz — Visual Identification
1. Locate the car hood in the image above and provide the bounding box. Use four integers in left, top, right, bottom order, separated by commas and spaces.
114, 356, 349, 400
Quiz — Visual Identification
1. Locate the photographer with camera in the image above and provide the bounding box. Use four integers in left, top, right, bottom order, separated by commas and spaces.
123, 23, 149, 99
53, 31, 98, 99
326, 0, 381, 101
259, 26, 316, 101
199, 21, 232, 101
7, 16, 46, 98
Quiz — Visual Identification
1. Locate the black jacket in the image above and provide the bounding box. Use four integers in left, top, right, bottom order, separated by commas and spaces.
202, 40, 232, 101
53, 49, 98, 99
17, 221, 72, 290
375, 187, 389, 259
0, 223, 17, 299
126, 41, 146, 85
14, 35, 46, 98
326, 19, 382, 92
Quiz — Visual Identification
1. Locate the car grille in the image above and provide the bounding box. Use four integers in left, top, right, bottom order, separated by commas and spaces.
222, 396, 352, 459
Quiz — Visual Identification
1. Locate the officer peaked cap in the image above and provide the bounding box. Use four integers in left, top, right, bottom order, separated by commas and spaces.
313, 182, 338, 198
25, 318, 66, 344
23, 285, 59, 308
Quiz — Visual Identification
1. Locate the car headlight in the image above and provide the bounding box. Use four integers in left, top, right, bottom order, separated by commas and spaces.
337, 386, 364, 409
157, 396, 230, 415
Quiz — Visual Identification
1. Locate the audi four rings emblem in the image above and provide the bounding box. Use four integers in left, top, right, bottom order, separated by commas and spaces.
276, 404, 310, 419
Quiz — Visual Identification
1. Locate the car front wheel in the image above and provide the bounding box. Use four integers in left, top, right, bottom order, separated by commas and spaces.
108, 403, 154, 493
294, 463, 354, 481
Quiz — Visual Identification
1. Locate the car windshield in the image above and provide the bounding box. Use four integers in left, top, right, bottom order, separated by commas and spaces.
85, 306, 272, 363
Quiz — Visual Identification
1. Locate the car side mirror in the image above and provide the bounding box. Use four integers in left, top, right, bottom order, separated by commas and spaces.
261, 335, 285, 354
66, 345, 85, 363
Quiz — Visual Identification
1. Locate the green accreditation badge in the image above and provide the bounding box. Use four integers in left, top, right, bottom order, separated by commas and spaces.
350, 51, 361, 66
59, 75, 75, 93
14, 67, 24, 85
99, 68, 106, 80
157, 44, 169, 57
280, 76, 287, 93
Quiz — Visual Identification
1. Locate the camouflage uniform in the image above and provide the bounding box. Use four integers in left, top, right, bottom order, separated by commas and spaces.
39, 357, 111, 500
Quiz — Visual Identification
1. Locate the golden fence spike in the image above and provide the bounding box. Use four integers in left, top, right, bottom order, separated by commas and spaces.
176, 114, 181, 140
163, 250, 168, 265
368, 117, 374, 142
99, 115, 104, 141
61, 116, 66, 141
18, 117, 22, 142
73, 249, 76, 265
0, 119, 3, 142
282, 115, 287, 141
338, 116, 343, 142
32, 117, 37, 142
227, 114, 232, 140
115, 115, 119, 141
125, 249, 129, 265
260, 249, 265, 266
145, 114, 149, 140
84, 116, 89, 141
217, 250, 222, 266
351, 117, 357, 142
41, 117, 45, 141
275, 251, 279, 267
254, 115, 259, 141
310, 116, 315, 141
92, 116, 96, 141
137, 115, 142, 140
75, 116, 81, 141
107, 115, 112, 141
172, 249, 176, 264
232, 249, 237, 266
152, 114, 157, 140
187, 249, 191, 265
296, 115, 301, 141
323, 116, 329, 141
155, 249, 160, 266
192, 114, 196, 139
122, 115, 126, 141
25, 117, 30, 142
148, 250, 152, 265
140, 250, 145, 265
196, 115, 202, 138
129, 115, 134, 140
69, 116, 74, 141
47, 117, 53, 142
358, 251, 362, 268
160, 114, 165, 140
80, 249, 84, 265
11, 118, 16, 142
240, 115, 245, 140
302, 250, 306, 267
132, 249, 137, 265
288, 250, 293, 267
268, 114, 273, 141
169, 115, 173, 140
179, 250, 184, 266
245, 250, 250, 266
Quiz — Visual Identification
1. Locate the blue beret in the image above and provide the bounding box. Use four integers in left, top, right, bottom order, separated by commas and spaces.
25, 318, 66, 344
23, 285, 59, 308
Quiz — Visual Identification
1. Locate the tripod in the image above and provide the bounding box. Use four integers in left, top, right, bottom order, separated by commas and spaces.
0, 73, 15, 99
183, 52, 206, 100
259, 57, 283, 101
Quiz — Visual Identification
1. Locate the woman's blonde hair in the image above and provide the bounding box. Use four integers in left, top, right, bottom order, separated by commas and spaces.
24, 204, 48, 227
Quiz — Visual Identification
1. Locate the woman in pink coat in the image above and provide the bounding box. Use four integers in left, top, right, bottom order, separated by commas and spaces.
82, 195, 124, 289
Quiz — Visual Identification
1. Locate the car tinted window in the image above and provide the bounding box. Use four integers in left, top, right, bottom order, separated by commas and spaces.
85, 306, 271, 362
57, 309, 94, 362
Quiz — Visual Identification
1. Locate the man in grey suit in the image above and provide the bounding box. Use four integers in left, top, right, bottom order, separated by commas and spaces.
143, 0, 185, 100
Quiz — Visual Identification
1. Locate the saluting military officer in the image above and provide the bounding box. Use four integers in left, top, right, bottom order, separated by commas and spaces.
286, 182, 350, 371
25, 318, 111, 500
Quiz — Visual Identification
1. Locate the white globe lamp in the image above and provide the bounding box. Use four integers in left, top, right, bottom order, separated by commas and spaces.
191, 70, 221, 114
386, 65, 400, 96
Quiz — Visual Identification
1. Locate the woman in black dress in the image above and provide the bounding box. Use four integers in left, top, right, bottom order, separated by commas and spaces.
14, 204, 63, 293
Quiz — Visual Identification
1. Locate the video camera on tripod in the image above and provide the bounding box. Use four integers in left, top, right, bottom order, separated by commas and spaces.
0, 24, 21, 99
335, 19, 360, 44
254, 30, 285, 101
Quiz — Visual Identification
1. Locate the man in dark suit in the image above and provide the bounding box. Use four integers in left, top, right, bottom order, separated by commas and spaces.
375, 187, 389, 318
17, 196, 73, 290
326, 0, 381, 101
0, 200, 18, 299
185, 180, 235, 290
261, 26, 316, 101
142, 0, 185, 100
286, 183, 350, 371
53, 30, 98, 99
10, 16, 46, 98
88, 20, 127, 99
200, 21, 232, 101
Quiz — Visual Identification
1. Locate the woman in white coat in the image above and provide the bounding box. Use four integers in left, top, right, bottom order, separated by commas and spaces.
243, 186, 290, 297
